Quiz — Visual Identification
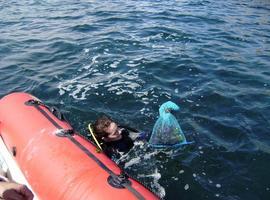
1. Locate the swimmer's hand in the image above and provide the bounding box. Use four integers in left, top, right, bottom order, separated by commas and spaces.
137, 131, 149, 140
0, 182, 34, 200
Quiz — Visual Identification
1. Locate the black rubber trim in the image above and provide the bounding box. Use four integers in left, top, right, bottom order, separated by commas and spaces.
26, 100, 146, 200
123, 182, 147, 200
33, 104, 62, 129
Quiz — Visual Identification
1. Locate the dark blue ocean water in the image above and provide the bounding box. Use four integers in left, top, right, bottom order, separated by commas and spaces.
1, 0, 270, 199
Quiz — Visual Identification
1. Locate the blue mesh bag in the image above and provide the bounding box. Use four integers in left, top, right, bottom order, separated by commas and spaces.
149, 101, 191, 148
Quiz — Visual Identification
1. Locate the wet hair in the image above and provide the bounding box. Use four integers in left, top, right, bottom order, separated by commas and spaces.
93, 115, 114, 139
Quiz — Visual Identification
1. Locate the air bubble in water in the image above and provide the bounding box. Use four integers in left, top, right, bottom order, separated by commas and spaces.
184, 184, 189, 190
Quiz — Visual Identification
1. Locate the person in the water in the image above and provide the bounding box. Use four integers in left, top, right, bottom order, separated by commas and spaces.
93, 115, 147, 159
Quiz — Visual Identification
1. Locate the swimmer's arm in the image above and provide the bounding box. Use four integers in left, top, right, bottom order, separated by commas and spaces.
0, 181, 33, 200
119, 125, 150, 141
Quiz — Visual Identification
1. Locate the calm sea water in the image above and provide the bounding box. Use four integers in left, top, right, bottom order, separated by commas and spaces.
1, 0, 270, 199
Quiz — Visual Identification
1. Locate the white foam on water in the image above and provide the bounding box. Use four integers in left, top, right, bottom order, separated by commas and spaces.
140, 107, 146, 114
136, 88, 173, 113
92, 72, 104, 76
58, 54, 172, 114
141, 97, 150, 105
139, 169, 161, 180
152, 44, 166, 49
124, 157, 141, 168
118, 140, 166, 198
103, 69, 143, 95
139, 106, 152, 117
110, 60, 120, 68
138, 168, 166, 198
143, 151, 159, 160
105, 78, 141, 95
136, 91, 149, 98
71, 84, 88, 100
127, 63, 140, 67
164, 91, 172, 99
59, 88, 65, 96
184, 184, 189, 190
58, 56, 145, 100
186, 99, 194, 103
83, 55, 99, 70
134, 57, 145, 61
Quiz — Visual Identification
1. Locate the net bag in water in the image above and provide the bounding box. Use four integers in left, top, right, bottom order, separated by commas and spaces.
149, 101, 189, 148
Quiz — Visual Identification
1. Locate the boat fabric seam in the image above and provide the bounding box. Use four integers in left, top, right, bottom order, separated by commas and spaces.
26, 100, 146, 200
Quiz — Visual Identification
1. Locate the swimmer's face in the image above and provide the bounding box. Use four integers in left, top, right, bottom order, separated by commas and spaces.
103, 122, 123, 142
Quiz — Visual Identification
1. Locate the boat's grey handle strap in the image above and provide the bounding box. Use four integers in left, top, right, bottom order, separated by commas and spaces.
25, 99, 66, 121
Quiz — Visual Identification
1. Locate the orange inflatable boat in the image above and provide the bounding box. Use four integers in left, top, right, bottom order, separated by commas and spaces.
0, 92, 159, 200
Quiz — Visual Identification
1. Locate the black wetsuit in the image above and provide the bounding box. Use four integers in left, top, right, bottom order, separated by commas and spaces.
103, 128, 134, 159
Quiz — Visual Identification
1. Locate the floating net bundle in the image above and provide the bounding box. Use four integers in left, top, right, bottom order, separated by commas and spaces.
149, 101, 189, 148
